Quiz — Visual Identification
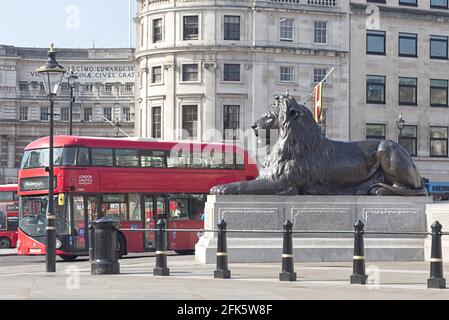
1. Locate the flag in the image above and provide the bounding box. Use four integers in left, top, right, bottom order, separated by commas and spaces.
313, 82, 323, 123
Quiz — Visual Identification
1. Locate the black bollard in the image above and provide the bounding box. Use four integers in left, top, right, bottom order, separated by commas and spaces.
214, 219, 231, 279
350, 220, 368, 285
91, 217, 120, 275
153, 219, 170, 276
88, 223, 94, 262
427, 221, 446, 289
279, 220, 297, 281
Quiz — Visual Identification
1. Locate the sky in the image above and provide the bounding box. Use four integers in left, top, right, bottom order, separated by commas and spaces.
0, 0, 136, 49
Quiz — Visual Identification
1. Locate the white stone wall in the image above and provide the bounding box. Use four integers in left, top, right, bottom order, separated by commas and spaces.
350, 3, 449, 181
135, 0, 351, 149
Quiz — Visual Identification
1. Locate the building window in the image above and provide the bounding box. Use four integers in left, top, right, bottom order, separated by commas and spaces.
183, 16, 199, 40
399, 77, 418, 105
61, 107, 70, 122
224, 15, 240, 41
400, 125, 417, 156
430, 127, 448, 157
223, 64, 240, 82
84, 107, 93, 122
399, 33, 418, 57
19, 83, 28, 92
366, 124, 386, 140
314, 21, 327, 44
152, 107, 162, 139
367, 30, 386, 55
182, 105, 198, 139
431, 0, 448, 8
152, 66, 162, 83
61, 83, 69, 94
400, 0, 418, 5
124, 84, 133, 93
430, 35, 448, 59
182, 64, 199, 82
366, 75, 386, 104
39, 83, 45, 92
123, 107, 131, 122
280, 66, 294, 82
280, 18, 294, 42
85, 85, 94, 92
153, 18, 163, 43
40, 107, 49, 121
19, 106, 28, 121
314, 68, 328, 83
103, 107, 112, 121
105, 84, 113, 93
430, 79, 448, 107
223, 105, 240, 140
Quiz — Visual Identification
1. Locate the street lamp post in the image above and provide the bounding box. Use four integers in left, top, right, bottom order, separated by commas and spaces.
36, 44, 66, 273
397, 114, 405, 145
67, 67, 78, 136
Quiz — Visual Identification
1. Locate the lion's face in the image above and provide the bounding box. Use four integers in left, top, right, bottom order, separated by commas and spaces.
252, 97, 281, 147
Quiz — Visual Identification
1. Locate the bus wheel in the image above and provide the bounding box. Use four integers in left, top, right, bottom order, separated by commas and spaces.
117, 234, 127, 258
59, 255, 78, 262
175, 250, 195, 255
0, 237, 11, 249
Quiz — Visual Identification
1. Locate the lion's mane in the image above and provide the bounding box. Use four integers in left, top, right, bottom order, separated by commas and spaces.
259, 96, 335, 191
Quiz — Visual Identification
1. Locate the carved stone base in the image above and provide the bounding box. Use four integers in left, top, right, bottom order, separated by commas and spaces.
195, 195, 432, 264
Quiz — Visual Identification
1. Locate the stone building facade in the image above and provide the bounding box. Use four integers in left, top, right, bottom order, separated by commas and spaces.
0, 46, 135, 183
134, 0, 350, 153
350, 0, 449, 182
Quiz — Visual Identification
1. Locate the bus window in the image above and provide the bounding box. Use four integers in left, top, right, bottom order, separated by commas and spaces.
102, 194, 127, 221
91, 148, 113, 167
169, 195, 188, 220
77, 148, 90, 166
73, 196, 86, 250
139, 150, 169, 168
191, 152, 204, 169
0, 208, 6, 230
190, 194, 206, 220
61, 147, 77, 166
144, 196, 153, 221
0, 192, 13, 201
21, 148, 63, 169
155, 197, 166, 220
87, 196, 98, 222
128, 193, 141, 221
115, 149, 139, 167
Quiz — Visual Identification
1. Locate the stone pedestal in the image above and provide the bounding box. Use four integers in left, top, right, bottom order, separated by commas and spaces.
425, 202, 449, 263
195, 195, 433, 264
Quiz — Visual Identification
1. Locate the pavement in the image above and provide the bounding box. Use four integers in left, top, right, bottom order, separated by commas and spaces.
0, 254, 448, 300
0, 248, 17, 256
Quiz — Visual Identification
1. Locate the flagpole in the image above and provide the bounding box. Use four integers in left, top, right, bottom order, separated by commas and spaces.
303, 67, 335, 105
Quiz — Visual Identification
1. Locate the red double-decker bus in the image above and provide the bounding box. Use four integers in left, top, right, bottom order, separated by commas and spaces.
17, 136, 258, 261
0, 184, 19, 249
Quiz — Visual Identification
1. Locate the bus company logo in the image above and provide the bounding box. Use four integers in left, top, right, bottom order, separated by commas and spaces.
78, 175, 93, 185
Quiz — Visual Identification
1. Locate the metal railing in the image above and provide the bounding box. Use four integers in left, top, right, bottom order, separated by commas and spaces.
91, 219, 448, 289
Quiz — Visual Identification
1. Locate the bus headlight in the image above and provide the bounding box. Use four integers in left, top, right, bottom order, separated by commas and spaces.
55, 239, 62, 249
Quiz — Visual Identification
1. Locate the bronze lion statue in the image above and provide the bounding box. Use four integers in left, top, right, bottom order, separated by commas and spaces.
211, 94, 428, 196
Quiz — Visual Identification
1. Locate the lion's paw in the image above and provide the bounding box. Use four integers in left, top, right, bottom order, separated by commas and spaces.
209, 182, 241, 195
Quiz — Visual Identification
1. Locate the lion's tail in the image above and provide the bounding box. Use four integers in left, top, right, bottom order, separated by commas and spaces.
368, 183, 429, 196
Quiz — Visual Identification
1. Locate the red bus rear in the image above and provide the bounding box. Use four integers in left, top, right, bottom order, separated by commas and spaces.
17, 136, 258, 261
0, 184, 19, 249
